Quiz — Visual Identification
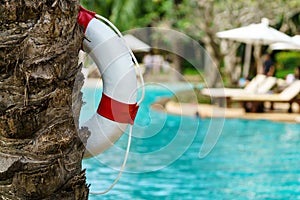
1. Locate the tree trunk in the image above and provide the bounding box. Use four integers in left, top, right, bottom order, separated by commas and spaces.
196, 1, 223, 87
171, 54, 183, 82
0, 1, 89, 199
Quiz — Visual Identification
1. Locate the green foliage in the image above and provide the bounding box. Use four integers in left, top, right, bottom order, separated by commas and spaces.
80, 0, 161, 30
183, 68, 199, 75
275, 51, 300, 78
79, 0, 192, 31
171, 88, 211, 104
275, 69, 295, 79
79, 0, 300, 83
275, 51, 300, 70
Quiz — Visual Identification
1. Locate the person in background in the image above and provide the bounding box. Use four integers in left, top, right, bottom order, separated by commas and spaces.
285, 73, 295, 84
152, 54, 163, 74
286, 66, 300, 84
143, 51, 153, 75
262, 53, 275, 76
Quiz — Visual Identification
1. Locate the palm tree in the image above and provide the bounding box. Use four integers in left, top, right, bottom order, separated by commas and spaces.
0, 1, 89, 199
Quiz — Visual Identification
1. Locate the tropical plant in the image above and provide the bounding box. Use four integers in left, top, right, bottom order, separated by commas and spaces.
80, 0, 157, 31
80, 0, 300, 85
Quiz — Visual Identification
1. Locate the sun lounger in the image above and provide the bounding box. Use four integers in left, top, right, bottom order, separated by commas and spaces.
201, 74, 277, 107
256, 76, 277, 94
231, 80, 300, 113
202, 74, 266, 96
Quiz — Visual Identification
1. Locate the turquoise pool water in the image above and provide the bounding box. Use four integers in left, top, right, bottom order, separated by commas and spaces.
81, 84, 300, 200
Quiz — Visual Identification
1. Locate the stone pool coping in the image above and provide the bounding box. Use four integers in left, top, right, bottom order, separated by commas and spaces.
152, 98, 300, 124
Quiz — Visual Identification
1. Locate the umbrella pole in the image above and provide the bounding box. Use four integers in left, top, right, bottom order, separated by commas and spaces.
254, 45, 262, 74
243, 43, 252, 78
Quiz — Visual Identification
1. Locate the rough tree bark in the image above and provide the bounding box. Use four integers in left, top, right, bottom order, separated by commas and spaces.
0, 0, 89, 199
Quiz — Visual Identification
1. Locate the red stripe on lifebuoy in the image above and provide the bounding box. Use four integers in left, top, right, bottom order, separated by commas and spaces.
97, 93, 139, 125
78, 6, 96, 33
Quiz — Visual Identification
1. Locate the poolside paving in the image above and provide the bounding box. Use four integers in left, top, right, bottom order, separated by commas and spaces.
83, 78, 300, 123
157, 100, 300, 123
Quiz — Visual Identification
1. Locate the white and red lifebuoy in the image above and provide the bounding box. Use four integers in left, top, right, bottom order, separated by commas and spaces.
78, 6, 139, 159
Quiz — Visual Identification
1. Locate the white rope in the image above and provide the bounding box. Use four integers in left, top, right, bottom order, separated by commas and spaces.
90, 15, 145, 195
90, 125, 133, 195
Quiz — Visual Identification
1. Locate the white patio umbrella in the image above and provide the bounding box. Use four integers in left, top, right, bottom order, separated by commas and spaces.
123, 34, 151, 52
270, 35, 300, 51
216, 18, 292, 77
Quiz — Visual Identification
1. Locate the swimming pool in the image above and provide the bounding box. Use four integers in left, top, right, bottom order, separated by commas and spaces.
81, 83, 300, 200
